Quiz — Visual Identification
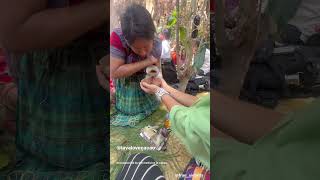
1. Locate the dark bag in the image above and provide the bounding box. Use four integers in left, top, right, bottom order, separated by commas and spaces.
161, 61, 179, 85
240, 40, 320, 108
186, 75, 210, 95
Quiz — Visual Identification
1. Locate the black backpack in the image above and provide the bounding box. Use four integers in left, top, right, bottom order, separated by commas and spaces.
240, 39, 320, 108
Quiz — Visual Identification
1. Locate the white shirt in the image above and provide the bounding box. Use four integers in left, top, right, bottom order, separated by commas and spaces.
200, 49, 211, 75
161, 40, 171, 59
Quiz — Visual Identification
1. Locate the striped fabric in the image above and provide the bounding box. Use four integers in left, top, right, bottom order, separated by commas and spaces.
180, 159, 211, 180
110, 28, 161, 127
11, 29, 108, 177
116, 153, 164, 180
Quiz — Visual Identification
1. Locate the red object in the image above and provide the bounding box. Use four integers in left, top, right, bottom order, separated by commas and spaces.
0, 49, 13, 83
110, 79, 115, 93
171, 51, 177, 65
210, 0, 215, 12
110, 31, 126, 53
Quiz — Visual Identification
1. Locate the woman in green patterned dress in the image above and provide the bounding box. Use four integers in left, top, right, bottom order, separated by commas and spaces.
0, 0, 108, 179
110, 4, 161, 127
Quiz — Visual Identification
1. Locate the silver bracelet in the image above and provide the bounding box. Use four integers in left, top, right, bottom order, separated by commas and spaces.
155, 88, 169, 100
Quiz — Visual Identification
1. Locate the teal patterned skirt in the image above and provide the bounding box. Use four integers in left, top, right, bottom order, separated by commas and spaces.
111, 74, 159, 127
5, 33, 109, 179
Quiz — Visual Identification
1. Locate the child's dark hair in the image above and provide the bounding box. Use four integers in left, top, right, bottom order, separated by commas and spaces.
163, 29, 171, 40
120, 4, 156, 45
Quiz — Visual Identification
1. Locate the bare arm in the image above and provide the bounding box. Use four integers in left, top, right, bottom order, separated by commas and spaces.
212, 90, 284, 144
160, 94, 182, 111
110, 56, 158, 79
139, 81, 183, 111
161, 80, 199, 107
0, 0, 107, 53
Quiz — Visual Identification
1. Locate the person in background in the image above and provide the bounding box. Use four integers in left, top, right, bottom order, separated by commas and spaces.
110, 4, 161, 127
0, 0, 108, 178
160, 29, 178, 85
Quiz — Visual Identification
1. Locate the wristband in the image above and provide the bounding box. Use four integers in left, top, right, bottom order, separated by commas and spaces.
155, 88, 169, 100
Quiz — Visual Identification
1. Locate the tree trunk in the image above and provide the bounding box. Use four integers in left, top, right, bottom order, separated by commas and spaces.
215, 0, 260, 98
175, 0, 196, 92
175, 0, 180, 53
175, 0, 185, 91
178, 75, 190, 92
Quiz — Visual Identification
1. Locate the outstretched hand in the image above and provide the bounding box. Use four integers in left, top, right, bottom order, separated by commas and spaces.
140, 77, 163, 94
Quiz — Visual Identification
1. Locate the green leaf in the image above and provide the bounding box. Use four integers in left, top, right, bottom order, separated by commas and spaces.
167, 18, 177, 28
193, 42, 208, 70
179, 27, 187, 44
172, 9, 177, 18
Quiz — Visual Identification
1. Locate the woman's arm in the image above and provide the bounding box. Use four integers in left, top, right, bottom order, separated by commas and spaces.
159, 94, 182, 111
0, 0, 107, 53
110, 56, 158, 79
161, 79, 199, 107
212, 90, 284, 144
140, 82, 182, 111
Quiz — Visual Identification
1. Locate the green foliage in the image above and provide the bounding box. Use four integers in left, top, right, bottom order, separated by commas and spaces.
179, 27, 187, 44
172, 9, 177, 18
193, 42, 209, 70
167, 9, 177, 29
